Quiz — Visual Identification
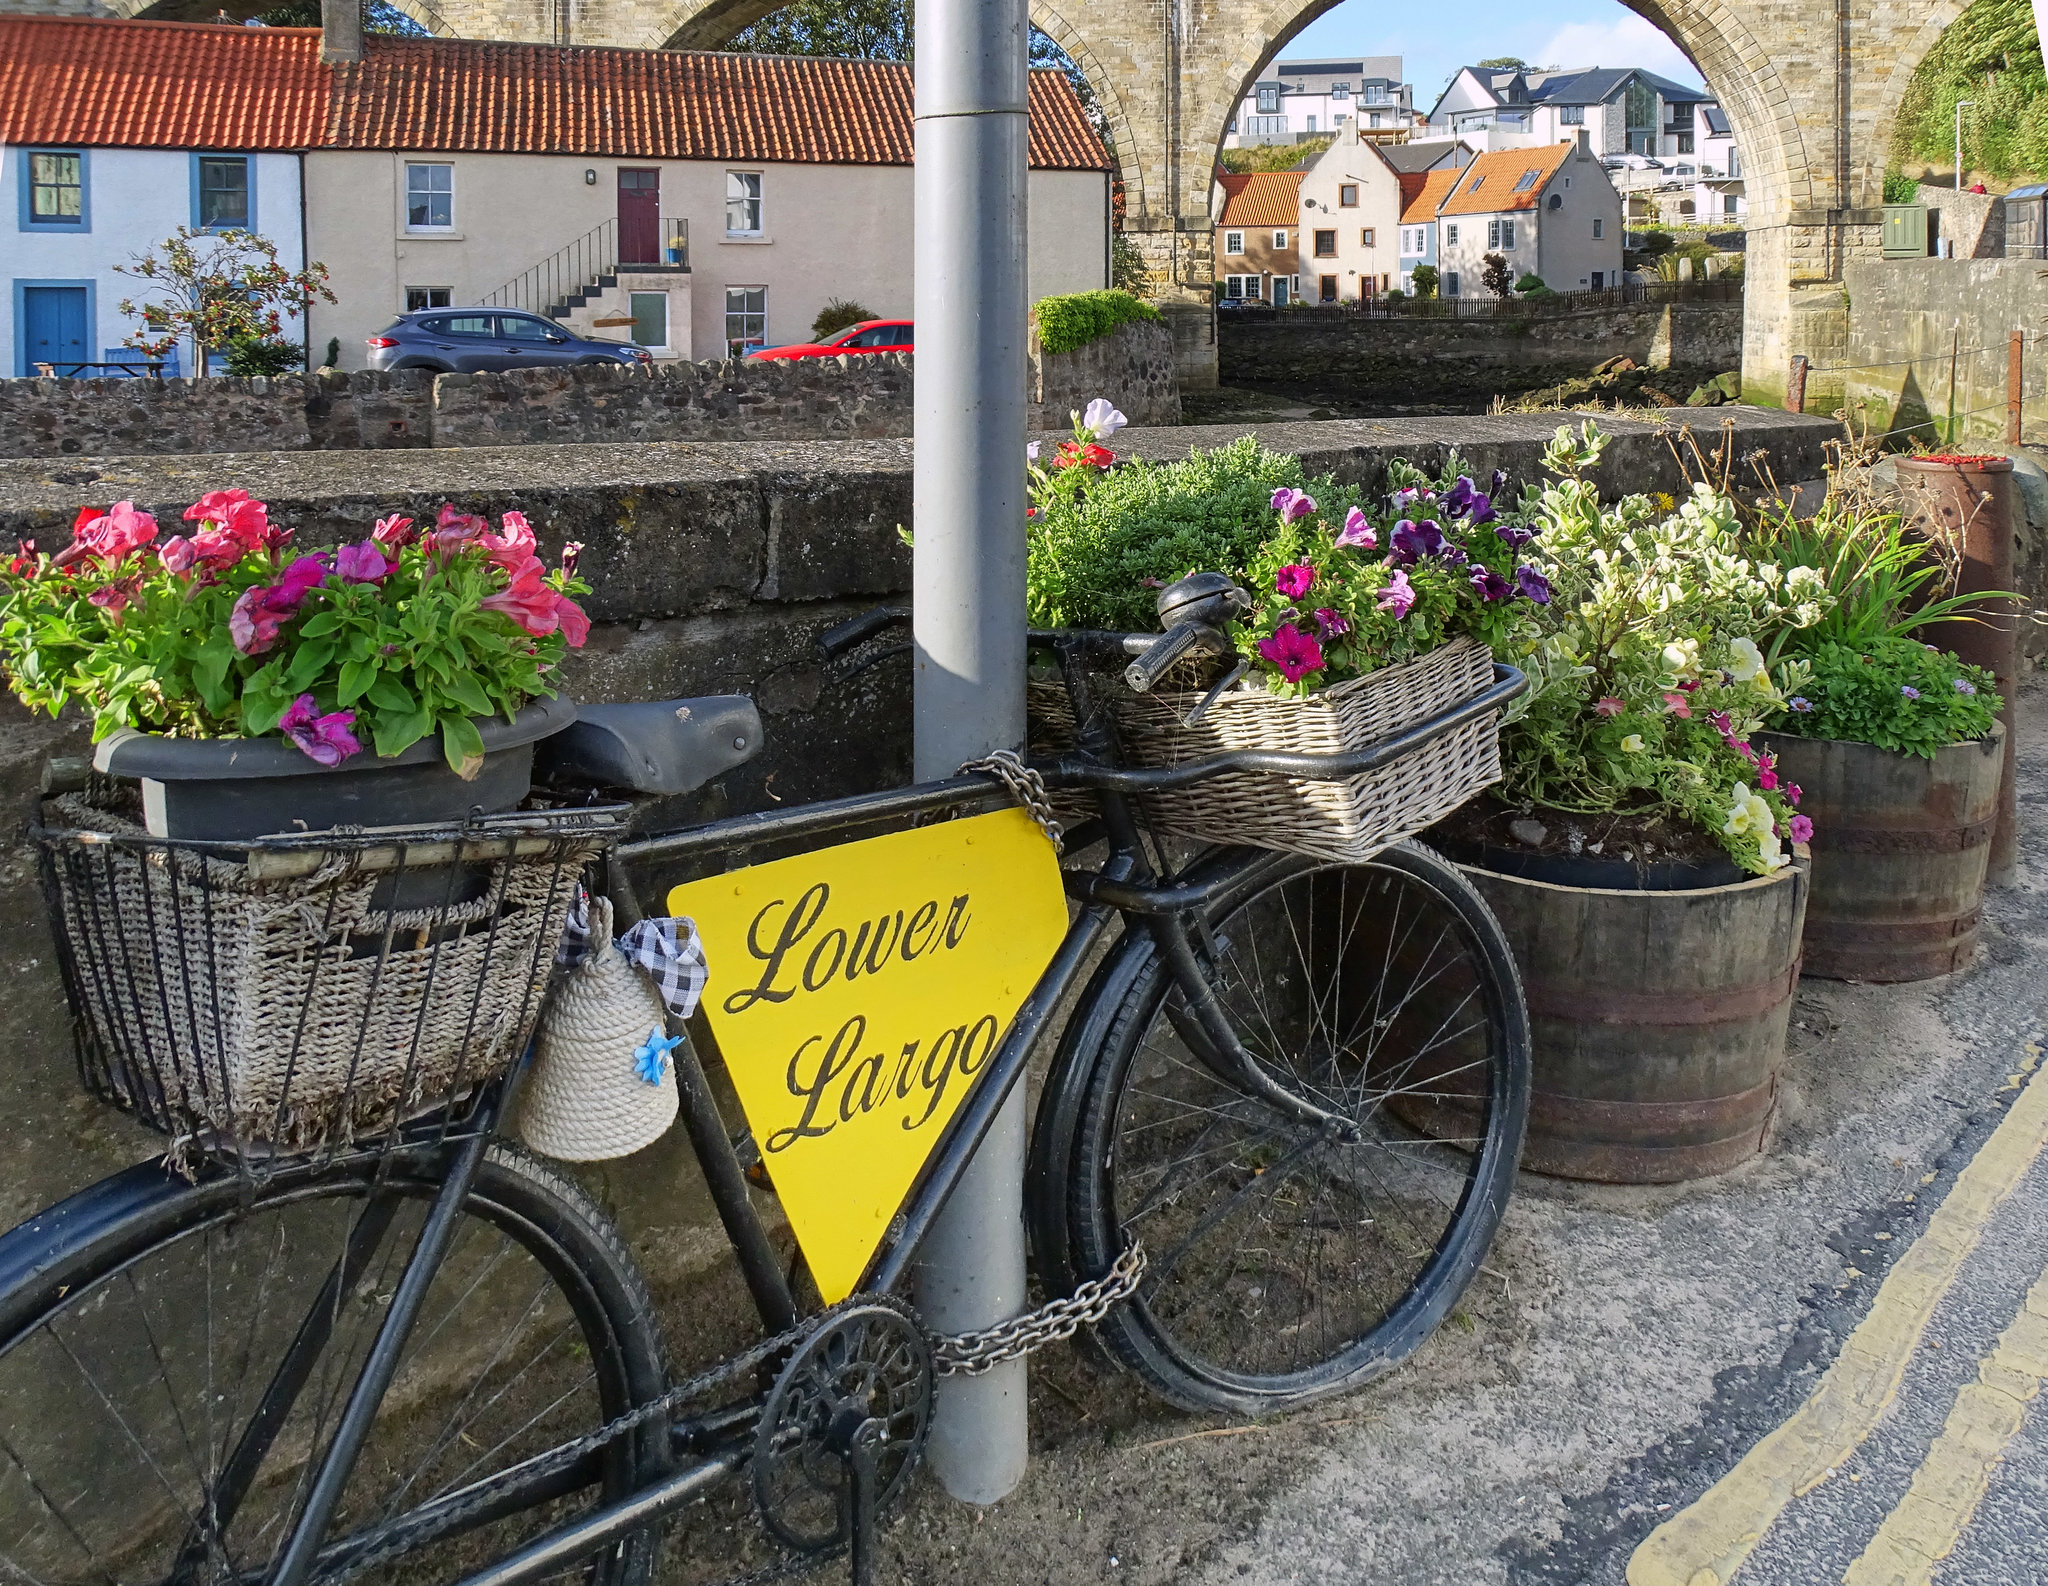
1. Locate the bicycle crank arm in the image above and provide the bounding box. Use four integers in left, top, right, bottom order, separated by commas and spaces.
440, 1450, 746, 1586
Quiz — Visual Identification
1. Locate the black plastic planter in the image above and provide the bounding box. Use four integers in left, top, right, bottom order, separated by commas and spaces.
92, 695, 578, 840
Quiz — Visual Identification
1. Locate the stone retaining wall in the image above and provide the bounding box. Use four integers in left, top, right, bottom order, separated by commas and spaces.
1219, 299, 1745, 399
0, 322, 1181, 459
0, 408, 1840, 1229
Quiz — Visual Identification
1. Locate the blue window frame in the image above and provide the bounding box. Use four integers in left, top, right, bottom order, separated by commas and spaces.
190, 153, 255, 231
17, 149, 90, 232
12, 278, 97, 377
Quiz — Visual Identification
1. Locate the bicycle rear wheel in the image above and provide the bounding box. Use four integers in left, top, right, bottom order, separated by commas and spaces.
0, 1140, 669, 1586
1065, 839, 1529, 1415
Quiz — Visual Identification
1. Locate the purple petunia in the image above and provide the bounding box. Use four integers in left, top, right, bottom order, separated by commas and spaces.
1313, 606, 1350, 639
1495, 521, 1536, 550
1490, 468, 1510, 494
1271, 487, 1317, 522
1389, 518, 1449, 565
1901, 685, 1922, 700
1954, 677, 1977, 695
1470, 565, 1513, 601
1514, 563, 1552, 604
279, 693, 363, 768
1274, 563, 1316, 600
1336, 506, 1378, 549
333, 541, 391, 585
1376, 567, 1416, 618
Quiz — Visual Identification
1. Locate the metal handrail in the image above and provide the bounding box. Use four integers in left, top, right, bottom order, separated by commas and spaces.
481, 217, 691, 319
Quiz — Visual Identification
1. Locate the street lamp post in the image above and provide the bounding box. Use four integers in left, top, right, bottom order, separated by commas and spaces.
1956, 99, 1976, 193
910, 0, 1033, 1506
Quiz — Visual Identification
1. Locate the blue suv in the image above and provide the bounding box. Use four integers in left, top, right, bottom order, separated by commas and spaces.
366, 310, 653, 373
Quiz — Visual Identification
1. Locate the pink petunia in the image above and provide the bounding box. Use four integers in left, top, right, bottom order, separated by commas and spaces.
1661, 692, 1693, 718
230, 585, 293, 654
278, 693, 363, 768
1274, 563, 1316, 600
56, 501, 158, 568
182, 489, 274, 553
1256, 622, 1324, 683
1376, 567, 1416, 618
277, 553, 331, 603
1593, 697, 1624, 718
480, 559, 591, 645
482, 510, 537, 572
1785, 783, 1802, 808
1270, 487, 1317, 522
333, 542, 391, 584
1789, 814, 1814, 845
86, 576, 142, 620
559, 540, 584, 578
158, 536, 198, 575
371, 513, 416, 552
432, 502, 490, 559
1336, 507, 1378, 550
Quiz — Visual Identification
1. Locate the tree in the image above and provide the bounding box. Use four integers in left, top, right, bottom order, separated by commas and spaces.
253, 0, 427, 32
1218, 135, 1334, 173
1476, 57, 1531, 70
115, 228, 335, 373
812, 298, 875, 338
728, 0, 909, 59
1480, 251, 1515, 298
1408, 264, 1440, 298
1111, 232, 1151, 295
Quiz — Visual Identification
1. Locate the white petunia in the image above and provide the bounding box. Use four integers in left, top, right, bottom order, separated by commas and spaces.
1080, 398, 1128, 441
1621, 734, 1645, 752
1727, 636, 1765, 682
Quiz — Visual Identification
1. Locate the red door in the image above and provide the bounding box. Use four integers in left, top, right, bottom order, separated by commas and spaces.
618, 169, 659, 265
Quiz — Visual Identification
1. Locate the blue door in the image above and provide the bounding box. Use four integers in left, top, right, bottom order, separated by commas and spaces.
22, 286, 88, 375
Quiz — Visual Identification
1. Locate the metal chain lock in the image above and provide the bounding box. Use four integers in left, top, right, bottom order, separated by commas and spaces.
958, 750, 1065, 856
931, 1242, 1147, 1377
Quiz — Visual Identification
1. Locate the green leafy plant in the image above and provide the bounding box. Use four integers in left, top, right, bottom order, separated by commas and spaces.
1882, 170, 1920, 204
115, 228, 334, 372
1892, 0, 2046, 183
1498, 424, 1829, 873
1032, 289, 1162, 355
1408, 264, 1440, 299
1111, 232, 1152, 296
321, 336, 341, 370
222, 337, 304, 377
1514, 273, 1549, 294
1480, 253, 1515, 298
1026, 436, 1365, 631
810, 299, 875, 340
0, 494, 589, 777
1217, 136, 1335, 173
1770, 638, 2000, 755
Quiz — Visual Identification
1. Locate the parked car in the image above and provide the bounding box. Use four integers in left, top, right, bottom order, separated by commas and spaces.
746, 319, 913, 361
365, 310, 653, 373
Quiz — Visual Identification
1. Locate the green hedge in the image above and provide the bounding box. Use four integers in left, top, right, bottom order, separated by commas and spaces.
1032, 289, 1162, 355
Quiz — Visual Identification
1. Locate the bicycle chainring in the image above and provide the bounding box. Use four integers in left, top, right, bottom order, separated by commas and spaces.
750, 1296, 934, 1553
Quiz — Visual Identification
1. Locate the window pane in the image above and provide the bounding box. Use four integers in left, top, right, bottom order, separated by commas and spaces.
405, 287, 451, 311
726, 172, 762, 233
500, 315, 555, 341
406, 165, 452, 227
629, 292, 668, 347
199, 157, 249, 228
30, 152, 82, 221
441, 315, 494, 337
725, 286, 766, 353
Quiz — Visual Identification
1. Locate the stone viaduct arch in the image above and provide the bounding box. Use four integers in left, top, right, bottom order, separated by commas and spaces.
124, 0, 1996, 407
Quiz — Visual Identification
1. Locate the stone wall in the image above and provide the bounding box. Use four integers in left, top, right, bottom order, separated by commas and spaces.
1218, 298, 1746, 400
1842, 259, 2048, 445
0, 334, 1183, 458
0, 407, 1840, 1229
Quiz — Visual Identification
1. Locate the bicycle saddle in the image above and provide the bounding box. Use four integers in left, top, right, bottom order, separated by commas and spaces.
538, 694, 762, 795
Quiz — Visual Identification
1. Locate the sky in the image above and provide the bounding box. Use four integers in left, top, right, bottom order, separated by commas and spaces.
1278, 0, 1707, 110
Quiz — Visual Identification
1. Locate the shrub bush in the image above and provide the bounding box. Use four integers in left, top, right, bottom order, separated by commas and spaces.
1770, 638, 2000, 756
1025, 436, 1365, 631
222, 338, 304, 377
810, 299, 875, 339
1032, 289, 1163, 355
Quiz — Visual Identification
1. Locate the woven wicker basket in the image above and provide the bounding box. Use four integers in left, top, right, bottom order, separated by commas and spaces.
1029, 636, 1501, 863
36, 796, 603, 1159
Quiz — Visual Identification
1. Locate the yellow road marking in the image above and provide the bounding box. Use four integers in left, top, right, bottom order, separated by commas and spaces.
1839, 1262, 2048, 1586
1627, 1060, 2048, 1586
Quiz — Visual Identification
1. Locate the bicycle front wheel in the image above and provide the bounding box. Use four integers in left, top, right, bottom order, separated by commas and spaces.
0, 1141, 669, 1586
1065, 839, 1530, 1415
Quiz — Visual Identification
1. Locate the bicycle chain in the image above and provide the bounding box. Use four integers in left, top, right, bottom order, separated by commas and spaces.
957, 750, 1065, 856
932, 1242, 1148, 1377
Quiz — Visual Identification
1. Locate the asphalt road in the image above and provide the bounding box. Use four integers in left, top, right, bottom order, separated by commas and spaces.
859, 679, 2048, 1586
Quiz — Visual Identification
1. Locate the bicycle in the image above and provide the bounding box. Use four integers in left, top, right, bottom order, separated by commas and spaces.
0, 589, 1531, 1586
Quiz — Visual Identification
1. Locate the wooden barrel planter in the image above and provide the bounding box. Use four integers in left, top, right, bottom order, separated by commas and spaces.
1757, 726, 2003, 982
1392, 849, 1808, 1183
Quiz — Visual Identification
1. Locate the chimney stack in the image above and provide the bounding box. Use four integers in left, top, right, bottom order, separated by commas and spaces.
1575, 128, 1592, 156
321, 0, 363, 64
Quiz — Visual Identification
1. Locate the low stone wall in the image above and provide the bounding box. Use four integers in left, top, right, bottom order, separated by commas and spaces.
0, 408, 1840, 1228
1219, 298, 1745, 398
1842, 258, 2048, 446
0, 330, 1183, 458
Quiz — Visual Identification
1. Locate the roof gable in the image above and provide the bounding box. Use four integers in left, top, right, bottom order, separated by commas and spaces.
1216, 169, 1302, 228
1400, 167, 1460, 223
1438, 142, 1573, 216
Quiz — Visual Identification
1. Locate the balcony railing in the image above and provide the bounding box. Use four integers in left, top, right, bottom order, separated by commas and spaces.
482, 217, 691, 320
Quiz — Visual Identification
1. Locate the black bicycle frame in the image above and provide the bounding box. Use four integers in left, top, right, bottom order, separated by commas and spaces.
266, 653, 1526, 1586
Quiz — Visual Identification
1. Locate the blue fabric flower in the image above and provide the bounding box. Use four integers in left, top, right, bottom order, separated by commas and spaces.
634, 1026, 683, 1086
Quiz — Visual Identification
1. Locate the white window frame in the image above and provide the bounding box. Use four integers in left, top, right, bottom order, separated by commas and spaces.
1273, 230, 1288, 250
1361, 227, 1375, 248
404, 286, 452, 312
1445, 270, 1461, 296
404, 162, 454, 233
1222, 274, 1262, 301
1224, 230, 1245, 255
725, 171, 764, 237
1445, 223, 1458, 246
725, 285, 767, 355
1502, 218, 1516, 249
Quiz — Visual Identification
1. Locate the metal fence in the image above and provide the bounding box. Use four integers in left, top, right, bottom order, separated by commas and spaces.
1221, 279, 1743, 321
481, 218, 690, 320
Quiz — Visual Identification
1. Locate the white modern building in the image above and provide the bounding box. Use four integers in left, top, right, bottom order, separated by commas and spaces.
1226, 57, 1420, 147
1431, 135, 1624, 297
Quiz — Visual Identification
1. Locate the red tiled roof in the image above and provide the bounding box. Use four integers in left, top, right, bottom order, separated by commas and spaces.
0, 19, 1109, 171
1215, 170, 1302, 228
0, 18, 329, 151
1438, 142, 1573, 216
329, 39, 1105, 167
1399, 167, 1460, 224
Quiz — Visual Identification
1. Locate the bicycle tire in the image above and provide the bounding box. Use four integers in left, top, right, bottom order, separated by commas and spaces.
1063, 839, 1530, 1415
0, 1140, 669, 1586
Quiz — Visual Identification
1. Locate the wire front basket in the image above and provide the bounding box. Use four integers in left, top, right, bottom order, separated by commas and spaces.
33, 792, 618, 1171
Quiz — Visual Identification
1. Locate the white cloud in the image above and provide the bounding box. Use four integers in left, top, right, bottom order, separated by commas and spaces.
1533, 14, 1703, 87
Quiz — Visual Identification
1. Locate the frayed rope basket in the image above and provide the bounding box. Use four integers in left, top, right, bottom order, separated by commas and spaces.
1028, 636, 1502, 864
35, 794, 602, 1161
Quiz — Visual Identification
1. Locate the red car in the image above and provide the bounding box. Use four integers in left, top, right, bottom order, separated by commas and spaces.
746, 319, 913, 361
